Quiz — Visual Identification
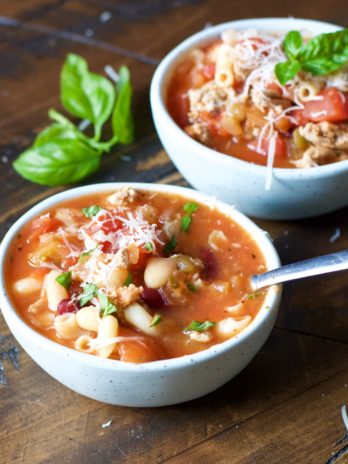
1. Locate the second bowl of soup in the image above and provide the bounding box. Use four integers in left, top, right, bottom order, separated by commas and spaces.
151, 18, 348, 219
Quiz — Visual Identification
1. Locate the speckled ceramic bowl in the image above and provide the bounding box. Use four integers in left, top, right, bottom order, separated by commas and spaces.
0, 183, 281, 407
150, 18, 348, 220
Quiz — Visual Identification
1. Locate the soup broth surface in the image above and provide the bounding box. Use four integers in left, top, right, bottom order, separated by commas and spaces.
6, 188, 267, 362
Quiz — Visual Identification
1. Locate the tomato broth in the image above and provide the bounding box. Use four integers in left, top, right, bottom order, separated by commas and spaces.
167, 30, 348, 169
5, 188, 266, 363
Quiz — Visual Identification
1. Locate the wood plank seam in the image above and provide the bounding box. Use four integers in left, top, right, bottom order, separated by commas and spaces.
0, 16, 160, 65
159, 366, 348, 463
277, 327, 348, 346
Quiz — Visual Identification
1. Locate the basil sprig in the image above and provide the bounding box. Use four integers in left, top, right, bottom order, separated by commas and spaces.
275, 29, 348, 85
13, 54, 134, 186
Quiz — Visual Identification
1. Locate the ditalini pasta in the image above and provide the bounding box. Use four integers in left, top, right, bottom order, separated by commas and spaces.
5, 188, 267, 363
167, 28, 348, 170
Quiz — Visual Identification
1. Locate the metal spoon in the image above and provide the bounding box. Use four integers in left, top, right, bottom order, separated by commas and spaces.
251, 249, 348, 291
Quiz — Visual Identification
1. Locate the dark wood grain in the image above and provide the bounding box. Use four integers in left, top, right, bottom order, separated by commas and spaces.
1, 1, 348, 463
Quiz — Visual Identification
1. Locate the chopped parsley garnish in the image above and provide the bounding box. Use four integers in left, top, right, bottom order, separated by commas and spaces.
163, 236, 176, 255
98, 291, 117, 317
144, 242, 153, 252
79, 282, 99, 306
183, 202, 199, 214
55, 271, 72, 290
181, 202, 199, 233
82, 205, 102, 218
186, 282, 198, 293
184, 320, 216, 333
149, 313, 162, 328
123, 271, 133, 287
79, 245, 98, 261
181, 215, 192, 233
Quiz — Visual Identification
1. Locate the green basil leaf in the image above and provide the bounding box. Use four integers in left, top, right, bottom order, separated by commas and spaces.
301, 55, 348, 75
123, 271, 133, 287
283, 30, 303, 59
34, 124, 78, 147
61, 54, 115, 139
149, 313, 162, 328
98, 291, 117, 317
275, 60, 301, 85
112, 66, 134, 144
163, 236, 176, 255
13, 139, 101, 186
298, 29, 348, 64
82, 205, 102, 218
80, 283, 99, 306
181, 215, 192, 233
184, 320, 216, 333
48, 109, 76, 129
183, 202, 199, 214
55, 271, 72, 290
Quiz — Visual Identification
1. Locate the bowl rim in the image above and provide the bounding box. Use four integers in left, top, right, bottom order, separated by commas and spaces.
150, 17, 348, 179
0, 182, 281, 372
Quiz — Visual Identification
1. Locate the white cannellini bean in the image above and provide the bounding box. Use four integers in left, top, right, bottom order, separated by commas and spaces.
124, 302, 160, 336
144, 257, 176, 289
44, 270, 68, 311
13, 277, 42, 295
76, 306, 100, 332
75, 335, 95, 353
215, 316, 251, 339
97, 315, 119, 358
54, 313, 80, 340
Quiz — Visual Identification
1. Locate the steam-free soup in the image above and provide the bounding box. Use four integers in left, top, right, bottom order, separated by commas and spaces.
6, 188, 266, 363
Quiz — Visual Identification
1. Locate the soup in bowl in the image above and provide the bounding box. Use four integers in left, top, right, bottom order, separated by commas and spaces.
151, 18, 348, 219
0, 183, 281, 406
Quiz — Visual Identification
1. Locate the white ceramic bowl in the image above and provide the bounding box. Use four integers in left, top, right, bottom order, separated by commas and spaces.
0, 183, 281, 407
151, 18, 348, 220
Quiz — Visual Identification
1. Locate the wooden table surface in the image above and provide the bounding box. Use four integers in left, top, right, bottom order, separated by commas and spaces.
1, 1, 348, 463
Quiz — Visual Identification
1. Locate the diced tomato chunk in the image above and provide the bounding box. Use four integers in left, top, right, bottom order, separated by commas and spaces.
265, 81, 283, 96
294, 88, 348, 124
98, 215, 121, 234
27, 215, 61, 242
100, 241, 113, 253
118, 339, 163, 363
202, 63, 216, 80
248, 133, 287, 159
168, 92, 190, 127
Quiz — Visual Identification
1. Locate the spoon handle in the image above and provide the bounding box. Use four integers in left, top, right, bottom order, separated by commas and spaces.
251, 249, 348, 291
